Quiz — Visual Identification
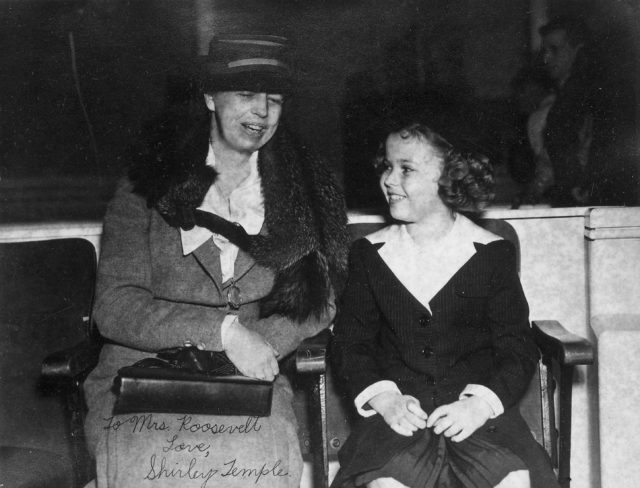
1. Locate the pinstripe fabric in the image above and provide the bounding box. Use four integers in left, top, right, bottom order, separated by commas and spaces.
332, 236, 539, 411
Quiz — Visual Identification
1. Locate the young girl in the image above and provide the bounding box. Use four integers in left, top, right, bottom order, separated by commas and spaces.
330, 122, 559, 488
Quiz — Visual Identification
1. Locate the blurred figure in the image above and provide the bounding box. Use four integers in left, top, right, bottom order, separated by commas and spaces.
508, 66, 556, 206
538, 16, 595, 206
512, 16, 637, 207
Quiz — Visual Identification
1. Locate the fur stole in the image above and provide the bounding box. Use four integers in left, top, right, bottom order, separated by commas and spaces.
129, 114, 349, 322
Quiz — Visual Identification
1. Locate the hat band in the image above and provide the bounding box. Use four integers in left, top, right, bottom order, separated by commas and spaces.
220, 38, 286, 47
227, 58, 289, 69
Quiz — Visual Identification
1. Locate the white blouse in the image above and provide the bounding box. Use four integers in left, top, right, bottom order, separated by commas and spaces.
180, 144, 265, 282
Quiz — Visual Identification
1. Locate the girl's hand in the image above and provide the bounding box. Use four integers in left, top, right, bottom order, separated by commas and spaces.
368, 391, 428, 437
224, 321, 279, 381
426, 396, 493, 442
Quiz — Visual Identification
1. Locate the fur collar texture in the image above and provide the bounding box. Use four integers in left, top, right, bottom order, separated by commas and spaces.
130, 116, 349, 322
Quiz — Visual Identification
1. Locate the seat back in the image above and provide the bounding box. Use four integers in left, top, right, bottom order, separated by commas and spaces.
294, 216, 548, 462
0, 239, 96, 469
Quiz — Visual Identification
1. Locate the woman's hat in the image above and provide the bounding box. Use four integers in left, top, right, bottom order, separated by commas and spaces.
199, 34, 294, 94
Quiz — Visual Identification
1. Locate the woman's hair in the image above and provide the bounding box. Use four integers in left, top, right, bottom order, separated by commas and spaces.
374, 122, 495, 212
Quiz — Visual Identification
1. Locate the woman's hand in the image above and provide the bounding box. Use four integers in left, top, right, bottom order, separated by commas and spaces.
224, 321, 279, 381
426, 396, 493, 442
368, 391, 428, 437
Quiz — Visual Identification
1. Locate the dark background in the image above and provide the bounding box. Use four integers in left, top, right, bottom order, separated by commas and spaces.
1, 0, 638, 221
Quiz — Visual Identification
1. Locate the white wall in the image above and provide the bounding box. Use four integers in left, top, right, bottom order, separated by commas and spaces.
586, 207, 640, 488
487, 206, 596, 488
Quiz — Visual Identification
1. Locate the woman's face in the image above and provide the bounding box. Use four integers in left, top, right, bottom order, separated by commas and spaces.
379, 133, 444, 223
205, 91, 283, 155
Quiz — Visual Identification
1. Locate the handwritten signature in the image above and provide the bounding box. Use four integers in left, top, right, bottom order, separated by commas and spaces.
145, 455, 288, 487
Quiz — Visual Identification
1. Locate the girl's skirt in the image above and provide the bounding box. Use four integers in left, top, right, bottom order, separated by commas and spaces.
331, 387, 560, 488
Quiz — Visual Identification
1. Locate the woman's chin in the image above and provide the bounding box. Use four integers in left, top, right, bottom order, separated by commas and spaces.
388, 207, 412, 222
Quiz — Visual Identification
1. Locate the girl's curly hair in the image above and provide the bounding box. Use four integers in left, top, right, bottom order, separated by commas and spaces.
374, 122, 495, 212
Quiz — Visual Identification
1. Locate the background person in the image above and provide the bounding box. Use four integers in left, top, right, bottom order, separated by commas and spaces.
537, 16, 595, 206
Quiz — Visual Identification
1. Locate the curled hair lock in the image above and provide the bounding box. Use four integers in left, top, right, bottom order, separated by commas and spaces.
438, 150, 495, 212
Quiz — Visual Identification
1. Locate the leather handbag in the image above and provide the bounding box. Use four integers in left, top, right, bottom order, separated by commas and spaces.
113, 346, 273, 417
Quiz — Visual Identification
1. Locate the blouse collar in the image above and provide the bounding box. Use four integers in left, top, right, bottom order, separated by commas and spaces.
180, 145, 263, 256
366, 214, 501, 312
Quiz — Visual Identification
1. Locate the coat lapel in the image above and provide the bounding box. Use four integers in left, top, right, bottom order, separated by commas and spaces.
366, 240, 488, 318
227, 222, 266, 286
229, 248, 256, 286
192, 239, 223, 293
192, 239, 258, 297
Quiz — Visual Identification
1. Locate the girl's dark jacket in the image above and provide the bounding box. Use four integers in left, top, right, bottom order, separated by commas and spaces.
331, 236, 559, 488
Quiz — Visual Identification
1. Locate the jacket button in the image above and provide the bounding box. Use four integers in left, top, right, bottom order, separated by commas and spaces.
487, 425, 497, 433
422, 347, 434, 358
419, 315, 431, 327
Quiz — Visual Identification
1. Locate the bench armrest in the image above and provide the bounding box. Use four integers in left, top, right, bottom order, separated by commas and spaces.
294, 322, 594, 371
42, 340, 101, 381
532, 320, 594, 366
295, 328, 331, 374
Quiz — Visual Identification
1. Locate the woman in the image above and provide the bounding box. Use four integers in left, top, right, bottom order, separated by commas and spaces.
83, 34, 348, 487
331, 122, 559, 488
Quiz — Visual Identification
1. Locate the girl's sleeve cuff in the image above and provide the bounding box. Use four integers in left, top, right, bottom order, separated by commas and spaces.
459, 384, 504, 418
354, 380, 401, 417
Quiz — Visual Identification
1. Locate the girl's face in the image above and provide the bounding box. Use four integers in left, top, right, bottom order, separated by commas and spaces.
205, 91, 283, 155
379, 133, 445, 223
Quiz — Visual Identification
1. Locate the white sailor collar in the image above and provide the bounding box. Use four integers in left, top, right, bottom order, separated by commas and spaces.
366, 214, 501, 312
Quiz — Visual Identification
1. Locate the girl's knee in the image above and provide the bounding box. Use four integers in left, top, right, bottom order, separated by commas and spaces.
367, 477, 411, 488
495, 470, 531, 488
